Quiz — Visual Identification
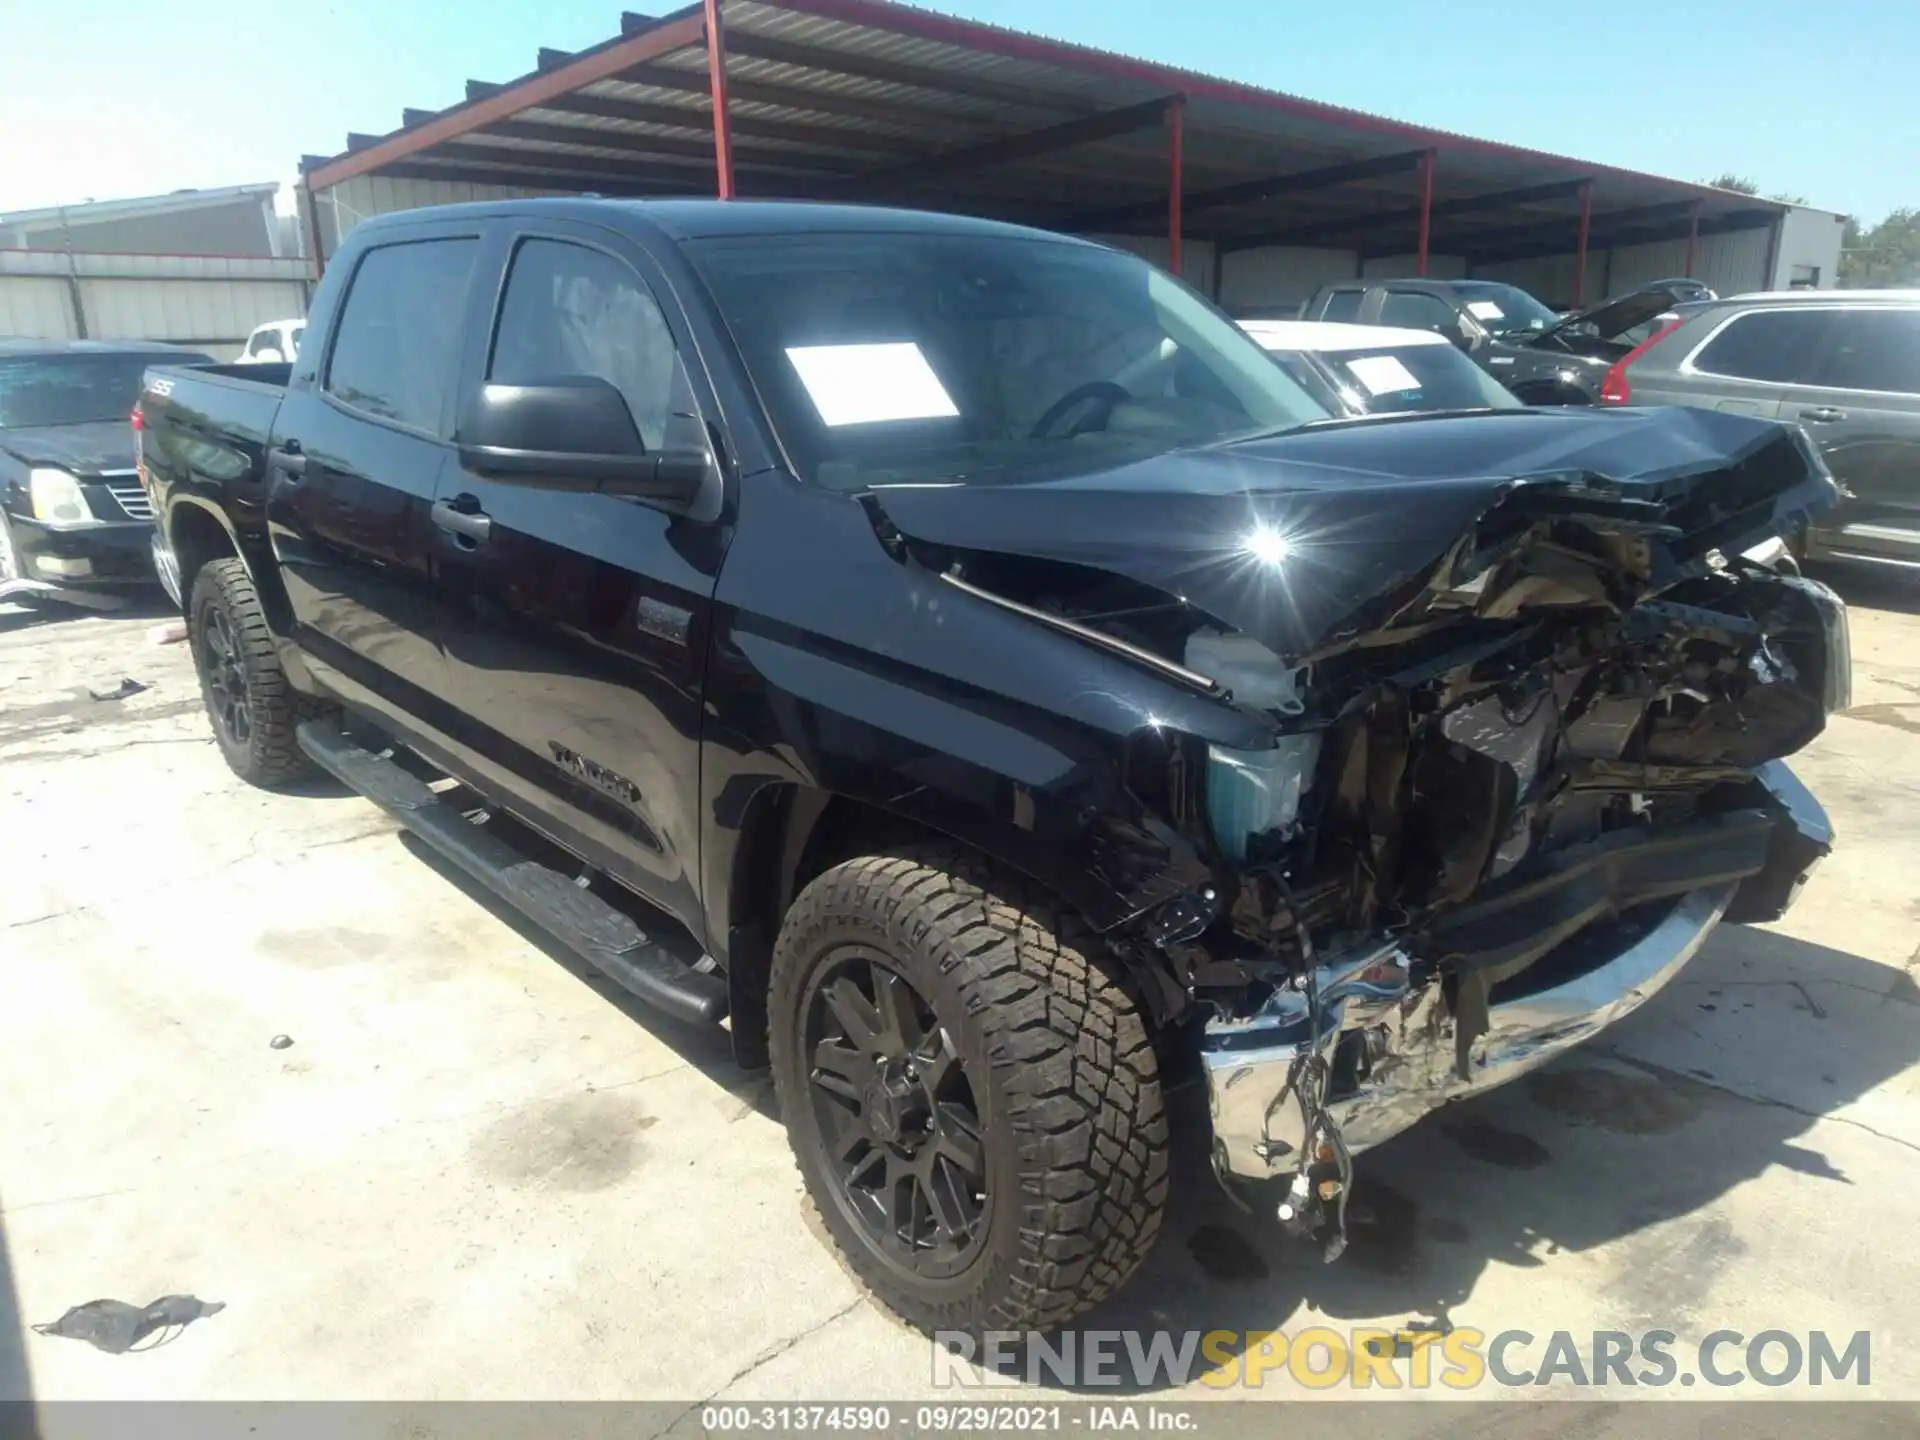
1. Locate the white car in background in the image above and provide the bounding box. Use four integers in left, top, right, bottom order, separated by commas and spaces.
1238, 319, 1522, 416
236, 319, 304, 364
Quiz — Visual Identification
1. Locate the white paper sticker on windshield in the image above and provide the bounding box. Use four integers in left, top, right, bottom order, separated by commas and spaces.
1346, 353, 1422, 395
1466, 300, 1506, 321
784, 343, 959, 427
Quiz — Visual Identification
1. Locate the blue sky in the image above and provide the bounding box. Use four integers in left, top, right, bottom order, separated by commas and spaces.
0, 0, 1911, 222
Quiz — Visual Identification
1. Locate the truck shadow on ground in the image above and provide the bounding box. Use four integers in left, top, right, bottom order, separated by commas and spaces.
392, 830, 771, 1118
388, 822, 1913, 1394
1007, 921, 1918, 1393
0, 1209, 26, 1405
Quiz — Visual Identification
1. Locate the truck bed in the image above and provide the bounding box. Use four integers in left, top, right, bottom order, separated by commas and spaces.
142, 361, 288, 467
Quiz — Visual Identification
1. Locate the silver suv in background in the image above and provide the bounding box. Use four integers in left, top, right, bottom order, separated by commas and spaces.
1601, 291, 1920, 569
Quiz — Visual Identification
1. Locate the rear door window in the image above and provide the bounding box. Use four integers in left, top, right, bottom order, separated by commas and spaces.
1806, 309, 1920, 395
1316, 289, 1364, 322
1688, 309, 1833, 385
324, 237, 479, 433
1378, 290, 1459, 334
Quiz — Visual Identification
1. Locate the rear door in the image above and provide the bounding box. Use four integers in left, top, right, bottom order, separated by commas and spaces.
267, 221, 481, 734
432, 220, 728, 934
1783, 306, 1920, 554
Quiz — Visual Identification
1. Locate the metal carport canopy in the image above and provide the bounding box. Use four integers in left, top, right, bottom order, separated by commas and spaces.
300, 0, 1782, 304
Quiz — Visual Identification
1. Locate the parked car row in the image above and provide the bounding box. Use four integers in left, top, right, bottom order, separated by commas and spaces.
1270, 276, 1920, 569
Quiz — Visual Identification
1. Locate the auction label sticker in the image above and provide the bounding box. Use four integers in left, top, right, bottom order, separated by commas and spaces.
786, 342, 960, 427
1345, 353, 1422, 395
1466, 300, 1506, 320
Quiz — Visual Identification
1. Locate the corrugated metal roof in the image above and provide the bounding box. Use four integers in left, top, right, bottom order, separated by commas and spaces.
303, 0, 1802, 265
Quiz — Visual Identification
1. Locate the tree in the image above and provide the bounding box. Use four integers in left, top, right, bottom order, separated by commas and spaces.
1840, 209, 1920, 288
1702, 172, 1809, 206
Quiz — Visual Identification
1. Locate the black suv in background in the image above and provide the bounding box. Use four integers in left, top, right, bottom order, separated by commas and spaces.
1601, 291, 1920, 568
1299, 278, 1681, 405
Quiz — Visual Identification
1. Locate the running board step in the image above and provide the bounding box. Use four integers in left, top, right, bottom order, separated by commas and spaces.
297, 718, 728, 1027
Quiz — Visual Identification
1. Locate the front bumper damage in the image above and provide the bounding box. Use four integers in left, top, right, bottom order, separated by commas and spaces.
1200, 761, 1831, 1240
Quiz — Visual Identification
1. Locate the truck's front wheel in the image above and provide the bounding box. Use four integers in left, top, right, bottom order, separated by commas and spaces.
769, 848, 1169, 1335
190, 558, 315, 788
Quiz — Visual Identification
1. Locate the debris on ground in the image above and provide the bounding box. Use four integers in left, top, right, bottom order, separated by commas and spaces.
269, 1034, 294, 1050
32, 1295, 226, 1354
86, 677, 148, 702
146, 620, 188, 646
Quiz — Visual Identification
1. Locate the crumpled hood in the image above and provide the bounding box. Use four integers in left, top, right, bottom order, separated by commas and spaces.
0, 420, 135, 475
870, 406, 1835, 661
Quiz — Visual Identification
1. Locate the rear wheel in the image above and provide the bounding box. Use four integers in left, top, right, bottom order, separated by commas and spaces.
769, 847, 1169, 1335
189, 558, 316, 787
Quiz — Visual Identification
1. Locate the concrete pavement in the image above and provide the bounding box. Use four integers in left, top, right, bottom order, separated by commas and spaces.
2, 573, 1916, 1414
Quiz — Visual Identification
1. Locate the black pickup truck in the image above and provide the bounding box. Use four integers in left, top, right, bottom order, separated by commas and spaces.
140, 198, 1846, 1335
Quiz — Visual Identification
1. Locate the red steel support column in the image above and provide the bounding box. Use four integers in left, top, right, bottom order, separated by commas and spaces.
1572, 181, 1592, 306
704, 0, 735, 198
1415, 149, 1436, 276
1167, 95, 1185, 278
1684, 199, 1702, 276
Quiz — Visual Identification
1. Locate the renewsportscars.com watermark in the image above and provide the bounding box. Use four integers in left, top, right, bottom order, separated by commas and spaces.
934, 1327, 1873, 1390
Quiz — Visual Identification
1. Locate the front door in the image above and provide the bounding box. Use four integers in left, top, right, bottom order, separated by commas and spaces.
432, 223, 729, 936
1784, 306, 1920, 555
268, 225, 482, 735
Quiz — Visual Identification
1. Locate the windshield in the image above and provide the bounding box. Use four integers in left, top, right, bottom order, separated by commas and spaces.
685, 231, 1329, 490
0, 354, 187, 428
1319, 342, 1522, 415
1448, 282, 1560, 338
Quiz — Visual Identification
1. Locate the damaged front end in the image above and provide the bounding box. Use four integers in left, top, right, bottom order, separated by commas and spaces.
872, 405, 1846, 1260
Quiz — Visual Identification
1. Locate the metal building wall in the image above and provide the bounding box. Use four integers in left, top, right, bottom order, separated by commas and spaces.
1773, 208, 1844, 288
1604, 228, 1772, 298
0, 251, 313, 356
1361, 253, 1467, 281
1473, 227, 1775, 307
0, 276, 77, 338
1467, 251, 1604, 309
1080, 233, 1216, 295
1217, 246, 1358, 310
314, 175, 559, 258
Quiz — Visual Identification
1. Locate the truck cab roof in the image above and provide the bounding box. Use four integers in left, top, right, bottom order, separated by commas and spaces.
348, 196, 1096, 247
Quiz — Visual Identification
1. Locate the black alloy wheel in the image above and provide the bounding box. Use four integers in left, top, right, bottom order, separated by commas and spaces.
769, 848, 1169, 1336
199, 602, 251, 750
187, 558, 317, 787
803, 951, 989, 1280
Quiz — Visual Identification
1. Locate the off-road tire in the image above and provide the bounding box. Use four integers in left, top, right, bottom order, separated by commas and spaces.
190, 558, 316, 787
769, 847, 1169, 1335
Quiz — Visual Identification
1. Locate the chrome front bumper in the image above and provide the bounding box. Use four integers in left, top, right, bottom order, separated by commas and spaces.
1202, 885, 1733, 1178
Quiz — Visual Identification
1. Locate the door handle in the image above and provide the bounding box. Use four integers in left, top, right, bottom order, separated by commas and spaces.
268, 440, 306, 477
1799, 406, 1847, 423
432, 497, 493, 544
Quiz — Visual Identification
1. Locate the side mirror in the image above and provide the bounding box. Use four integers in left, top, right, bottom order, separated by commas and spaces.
456, 378, 717, 514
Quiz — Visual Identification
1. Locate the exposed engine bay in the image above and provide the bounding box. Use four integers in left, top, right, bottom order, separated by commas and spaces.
870, 406, 1846, 1260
